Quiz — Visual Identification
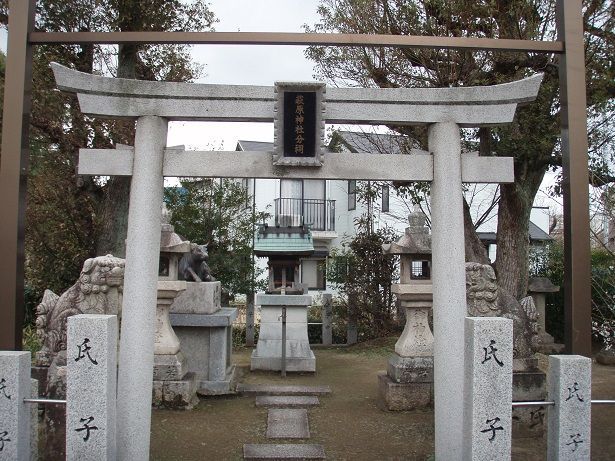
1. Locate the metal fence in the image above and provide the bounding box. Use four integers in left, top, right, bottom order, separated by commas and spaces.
274, 198, 336, 231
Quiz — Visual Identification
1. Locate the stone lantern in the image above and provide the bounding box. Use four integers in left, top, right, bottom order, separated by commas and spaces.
378, 208, 434, 411
528, 276, 563, 354
158, 204, 191, 281
152, 205, 197, 409
155, 205, 189, 358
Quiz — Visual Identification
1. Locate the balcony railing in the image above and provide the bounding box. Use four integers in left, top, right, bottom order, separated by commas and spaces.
274, 198, 336, 232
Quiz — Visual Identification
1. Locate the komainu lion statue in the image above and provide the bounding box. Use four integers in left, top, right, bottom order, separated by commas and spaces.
35, 254, 125, 366
466, 262, 500, 316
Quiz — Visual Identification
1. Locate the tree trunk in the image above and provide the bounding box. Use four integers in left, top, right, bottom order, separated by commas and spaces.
463, 197, 491, 264
95, 178, 132, 257
495, 172, 544, 299
95, 44, 138, 257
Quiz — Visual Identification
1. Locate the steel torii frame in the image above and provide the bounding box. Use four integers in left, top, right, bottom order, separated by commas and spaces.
0, 0, 591, 363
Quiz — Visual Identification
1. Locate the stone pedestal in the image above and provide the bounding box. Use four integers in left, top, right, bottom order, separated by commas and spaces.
393, 298, 433, 357
377, 372, 432, 411
511, 369, 547, 438
387, 354, 433, 383
170, 308, 238, 395
171, 281, 221, 315
251, 294, 315, 372
155, 281, 186, 355
152, 280, 199, 410
153, 352, 187, 381
379, 290, 434, 411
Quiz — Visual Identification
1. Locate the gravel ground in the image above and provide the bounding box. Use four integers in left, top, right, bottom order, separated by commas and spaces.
150, 339, 615, 460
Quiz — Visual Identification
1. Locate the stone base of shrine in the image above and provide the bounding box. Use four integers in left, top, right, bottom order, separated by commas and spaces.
170, 308, 238, 396
511, 369, 547, 438
197, 364, 238, 395
153, 351, 187, 381
251, 350, 316, 373
152, 371, 199, 410
387, 354, 433, 383
250, 293, 315, 373
377, 372, 433, 411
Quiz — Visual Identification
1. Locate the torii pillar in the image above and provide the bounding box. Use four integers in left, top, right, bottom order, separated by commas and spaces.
116, 116, 168, 458
430, 122, 468, 457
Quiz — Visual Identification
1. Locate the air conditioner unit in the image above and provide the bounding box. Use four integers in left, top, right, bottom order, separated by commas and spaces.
278, 213, 302, 227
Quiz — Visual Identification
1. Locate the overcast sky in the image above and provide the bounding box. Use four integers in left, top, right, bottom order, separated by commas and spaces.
167, 0, 324, 150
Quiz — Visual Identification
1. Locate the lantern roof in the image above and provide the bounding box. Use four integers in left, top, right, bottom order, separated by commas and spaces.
382, 207, 431, 256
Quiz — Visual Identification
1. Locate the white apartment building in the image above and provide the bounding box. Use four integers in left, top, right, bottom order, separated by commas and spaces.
238, 131, 411, 295
239, 131, 553, 296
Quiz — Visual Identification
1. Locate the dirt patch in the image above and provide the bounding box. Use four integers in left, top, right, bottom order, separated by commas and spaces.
150, 342, 615, 460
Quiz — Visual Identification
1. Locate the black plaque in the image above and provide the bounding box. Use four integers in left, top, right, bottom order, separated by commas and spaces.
283, 91, 316, 158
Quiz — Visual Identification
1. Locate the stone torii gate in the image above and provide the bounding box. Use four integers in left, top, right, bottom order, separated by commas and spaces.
53, 63, 541, 460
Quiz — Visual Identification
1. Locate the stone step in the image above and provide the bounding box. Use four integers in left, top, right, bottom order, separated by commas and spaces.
256, 395, 320, 408
266, 408, 310, 439
243, 444, 326, 460
237, 384, 331, 396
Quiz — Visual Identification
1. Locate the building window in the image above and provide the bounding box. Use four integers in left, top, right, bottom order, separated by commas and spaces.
382, 184, 390, 212
410, 259, 431, 280
280, 179, 303, 199
348, 180, 356, 211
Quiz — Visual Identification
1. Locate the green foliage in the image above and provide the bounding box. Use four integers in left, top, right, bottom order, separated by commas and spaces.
232, 323, 259, 350
24, 141, 99, 318
328, 214, 399, 341
530, 241, 615, 344
22, 324, 42, 355
529, 243, 565, 341
164, 178, 268, 297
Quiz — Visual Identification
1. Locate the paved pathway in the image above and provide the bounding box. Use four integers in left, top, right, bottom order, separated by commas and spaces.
242, 385, 328, 460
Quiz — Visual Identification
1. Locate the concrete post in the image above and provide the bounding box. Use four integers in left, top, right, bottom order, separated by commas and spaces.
322, 294, 333, 346
66, 314, 118, 461
463, 317, 513, 460
429, 121, 466, 458
547, 355, 591, 460
246, 293, 255, 347
0, 351, 31, 461
347, 298, 358, 345
116, 115, 167, 461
